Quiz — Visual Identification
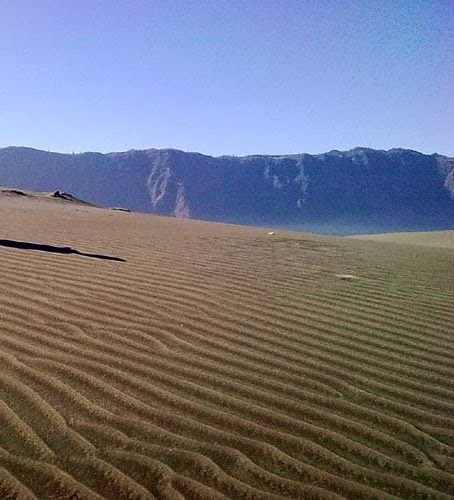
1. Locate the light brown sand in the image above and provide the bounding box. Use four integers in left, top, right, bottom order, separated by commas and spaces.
0, 189, 453, 499
351, 230, 454, 249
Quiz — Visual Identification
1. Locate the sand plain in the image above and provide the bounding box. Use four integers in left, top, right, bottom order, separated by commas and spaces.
351, 231, 454, 249
0, 189, 453, 499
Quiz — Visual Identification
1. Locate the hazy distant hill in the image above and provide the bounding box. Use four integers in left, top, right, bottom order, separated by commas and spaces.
0, 146, 453, 234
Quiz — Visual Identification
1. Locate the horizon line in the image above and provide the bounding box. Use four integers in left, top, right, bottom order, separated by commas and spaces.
1, 144, 451, 159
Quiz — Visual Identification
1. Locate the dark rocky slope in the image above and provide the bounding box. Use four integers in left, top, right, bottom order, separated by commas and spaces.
0, 146, 452, 234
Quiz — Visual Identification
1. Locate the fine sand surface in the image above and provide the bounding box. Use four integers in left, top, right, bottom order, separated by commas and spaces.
0, 189, 453, 499
351, 230, 454, 249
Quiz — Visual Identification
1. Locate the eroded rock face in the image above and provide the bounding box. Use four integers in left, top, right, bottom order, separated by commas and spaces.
436, 155, 454, 197
144, 149, 310, 224
0, 146, 453, 234
142, 148, 454, 233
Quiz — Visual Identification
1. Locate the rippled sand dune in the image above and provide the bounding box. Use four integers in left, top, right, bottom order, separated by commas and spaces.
0, 190, 453, 499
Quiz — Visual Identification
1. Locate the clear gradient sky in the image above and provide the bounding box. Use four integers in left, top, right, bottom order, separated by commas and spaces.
0, 0, 452, 156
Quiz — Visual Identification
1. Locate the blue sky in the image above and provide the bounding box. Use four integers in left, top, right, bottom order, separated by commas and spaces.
0, 0, 452, 156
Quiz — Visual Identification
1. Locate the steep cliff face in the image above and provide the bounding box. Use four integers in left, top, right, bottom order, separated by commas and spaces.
0, 146, 452, 234
144, 149, 309, 224
142, 147, 454, 232
437, 155, 454, 197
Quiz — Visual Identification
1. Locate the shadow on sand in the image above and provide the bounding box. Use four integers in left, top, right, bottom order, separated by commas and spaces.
0, 239, 126, 262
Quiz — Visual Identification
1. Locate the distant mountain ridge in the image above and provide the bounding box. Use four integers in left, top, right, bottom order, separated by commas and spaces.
0, 146, 453, 234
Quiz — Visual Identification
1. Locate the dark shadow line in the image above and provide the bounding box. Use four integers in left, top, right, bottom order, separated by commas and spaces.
0, 239, 126, 262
